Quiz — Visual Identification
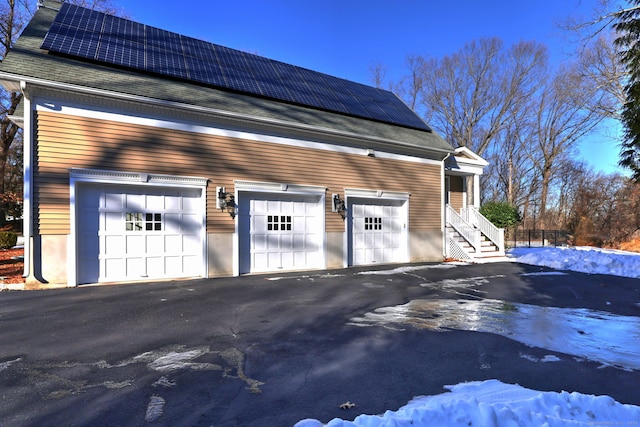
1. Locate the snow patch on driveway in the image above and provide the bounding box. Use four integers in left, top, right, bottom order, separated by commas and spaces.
349, 298, 640, 371
133, 346, 212, 372
0, 357, 21, 372
145, 395, 165, 422
357, 263, 463, 276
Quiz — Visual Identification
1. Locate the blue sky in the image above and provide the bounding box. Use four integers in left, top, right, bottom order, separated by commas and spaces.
111, 0, 623, 175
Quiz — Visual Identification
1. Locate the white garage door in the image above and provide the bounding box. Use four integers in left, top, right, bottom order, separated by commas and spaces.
76, 184, 204, 284
238, 192, 324, 274
349, 198, 407, 265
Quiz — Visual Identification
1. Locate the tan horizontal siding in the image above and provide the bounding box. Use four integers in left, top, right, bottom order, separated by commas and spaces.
35, 111, 442, 234
448, 176, 464, 211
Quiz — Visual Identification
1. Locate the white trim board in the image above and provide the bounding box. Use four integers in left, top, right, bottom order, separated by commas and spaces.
32, 93, 444, 167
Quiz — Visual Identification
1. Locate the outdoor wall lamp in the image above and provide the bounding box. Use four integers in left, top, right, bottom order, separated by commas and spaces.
332, 194, 347, 219
217, 186, 236, 219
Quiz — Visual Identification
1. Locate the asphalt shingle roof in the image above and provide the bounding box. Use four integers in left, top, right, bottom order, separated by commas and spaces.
0, 1, 454, 157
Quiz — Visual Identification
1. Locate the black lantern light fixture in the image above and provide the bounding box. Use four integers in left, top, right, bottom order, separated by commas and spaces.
217, 186, 236, 219
332, 193, 347, 219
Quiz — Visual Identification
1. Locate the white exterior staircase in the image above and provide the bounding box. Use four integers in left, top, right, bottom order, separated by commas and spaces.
445, 205, 509, 263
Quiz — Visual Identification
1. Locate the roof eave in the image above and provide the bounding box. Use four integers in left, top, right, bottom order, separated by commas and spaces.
1, 71, 454, 160
7, 114, 24, 128
453, 146, 489, 166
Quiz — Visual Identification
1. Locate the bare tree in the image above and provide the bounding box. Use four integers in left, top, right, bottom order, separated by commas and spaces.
578, 33, 626, 119
562, 1, 640, 38
395, 55, 425, 113
528, 62, 606, 224
561, 1, 640, 179
0, 0, 34, 203
548, 159, 590, 229
373, 3, 634, 242
63, 0, 124, 15
0, 0, 124, 221
417, 38, 547, 212
567, 170, 640, 246
368, 62, 387, 89
479, 43, 612, 228
483, 123, 539, 207
418, 38, 547, 156
4, 129, 21, 194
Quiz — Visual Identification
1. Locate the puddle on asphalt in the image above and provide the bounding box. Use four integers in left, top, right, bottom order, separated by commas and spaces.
349, 298, 640, 371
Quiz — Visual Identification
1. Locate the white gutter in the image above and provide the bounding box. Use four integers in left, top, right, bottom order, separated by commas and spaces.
20, 81, 32, 279
0, 72, 454, 160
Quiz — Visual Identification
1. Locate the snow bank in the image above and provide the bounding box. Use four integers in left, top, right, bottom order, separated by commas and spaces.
296, 247, 640, 427
510, 246, 640, 279
295, 380, 640, 427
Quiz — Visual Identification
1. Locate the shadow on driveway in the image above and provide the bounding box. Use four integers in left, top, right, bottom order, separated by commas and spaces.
1, 261, 639, 426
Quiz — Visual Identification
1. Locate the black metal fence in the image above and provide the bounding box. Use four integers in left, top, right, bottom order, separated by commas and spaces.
509, 229, 570, 248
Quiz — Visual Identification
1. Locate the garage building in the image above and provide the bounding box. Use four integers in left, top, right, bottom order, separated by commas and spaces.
0, 1, 477, 288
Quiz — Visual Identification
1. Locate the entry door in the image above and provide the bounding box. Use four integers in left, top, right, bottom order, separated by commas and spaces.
348, 198, 407, 265
76, 184, 204, 284
238, 192, 323, 274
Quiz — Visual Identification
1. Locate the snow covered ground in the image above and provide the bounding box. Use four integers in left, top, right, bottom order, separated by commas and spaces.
510, 245, 640, 279
295, 246, 640, 427
295, 379, 640, 427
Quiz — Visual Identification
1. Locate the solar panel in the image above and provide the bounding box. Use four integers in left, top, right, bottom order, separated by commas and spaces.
55, 4, 103, 32
41, 22, 100, 60
185, 56, 226, 87
146, 27, 181, 53
40, 3, 431, 132
182, 37, 215, 62
96, 35, 144, 70
296, 67, 347, 113
103, 14, 144, 42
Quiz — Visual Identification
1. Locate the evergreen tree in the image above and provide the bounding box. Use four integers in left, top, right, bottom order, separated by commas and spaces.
615, 1, 640, 181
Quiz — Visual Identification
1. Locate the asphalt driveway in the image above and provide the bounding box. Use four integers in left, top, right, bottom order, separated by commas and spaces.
1, 261, 639, 426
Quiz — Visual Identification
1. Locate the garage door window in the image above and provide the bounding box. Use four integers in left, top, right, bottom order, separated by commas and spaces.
125, 212, 162, 231
125, 212, 144, 231
364, 217, 382, 230
267, 215, 292, 231
145, 213, 162, 231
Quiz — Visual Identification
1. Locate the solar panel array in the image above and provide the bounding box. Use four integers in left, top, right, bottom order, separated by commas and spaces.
41, 3, 431, 131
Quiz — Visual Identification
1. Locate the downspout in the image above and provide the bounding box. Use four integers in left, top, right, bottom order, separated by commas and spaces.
441, 152, 452, 258
20, 81, 32, 280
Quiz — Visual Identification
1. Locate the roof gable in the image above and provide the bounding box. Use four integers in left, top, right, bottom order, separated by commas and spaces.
454, 147, 488, 165
40, 3, 430, 132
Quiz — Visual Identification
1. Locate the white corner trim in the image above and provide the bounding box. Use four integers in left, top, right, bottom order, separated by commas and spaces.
235, 180, 326, 195
70, 168, 209, 188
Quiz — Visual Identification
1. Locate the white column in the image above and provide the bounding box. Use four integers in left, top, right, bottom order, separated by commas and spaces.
473, 174, 481, 208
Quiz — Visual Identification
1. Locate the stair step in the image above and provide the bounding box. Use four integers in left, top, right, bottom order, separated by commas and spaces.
474, 251, 506, 258
472, 256, 511, 264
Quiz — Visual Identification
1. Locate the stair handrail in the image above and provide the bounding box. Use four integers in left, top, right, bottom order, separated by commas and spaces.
460, 206, 478, 226
463, 206, 505, 253
446, 205, 481, 252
